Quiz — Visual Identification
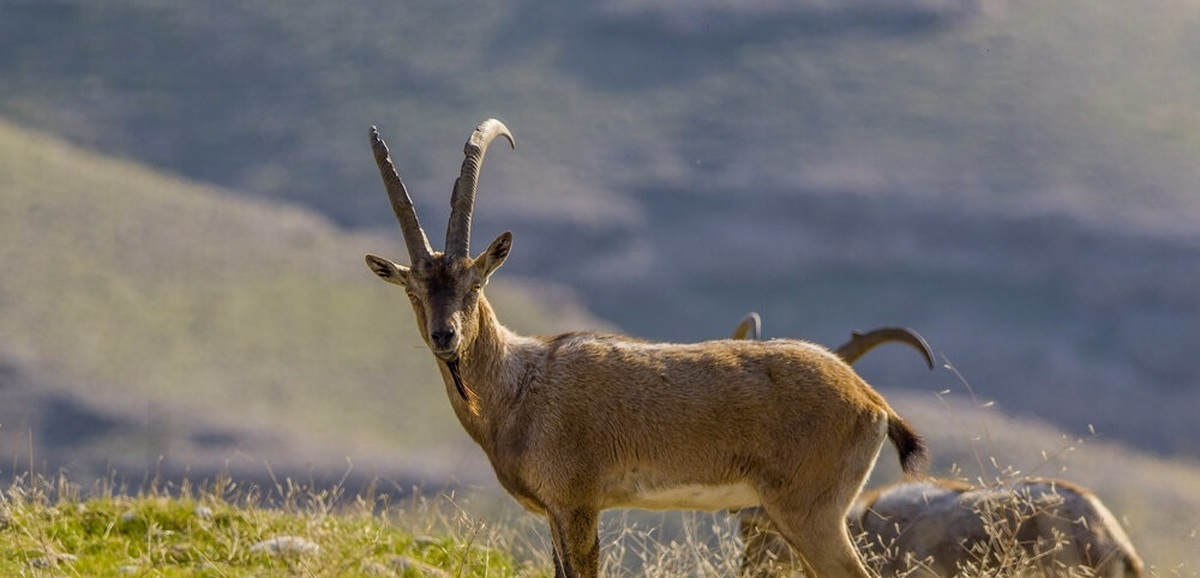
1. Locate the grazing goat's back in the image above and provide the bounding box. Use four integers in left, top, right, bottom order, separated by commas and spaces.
851, 479, 1144, 578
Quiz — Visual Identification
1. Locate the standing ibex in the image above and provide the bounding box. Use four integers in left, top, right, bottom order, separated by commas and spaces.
362, 119, 927, 578
732, 316, 1142, 578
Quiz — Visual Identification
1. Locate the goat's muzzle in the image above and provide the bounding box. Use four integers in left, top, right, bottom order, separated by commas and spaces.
430, 328, 458, 354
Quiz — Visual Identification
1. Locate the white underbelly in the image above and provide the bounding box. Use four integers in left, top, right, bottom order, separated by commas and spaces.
605, 481, 761, 512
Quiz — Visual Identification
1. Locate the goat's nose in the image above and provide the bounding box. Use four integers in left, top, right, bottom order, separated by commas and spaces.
430, 328, 457, 349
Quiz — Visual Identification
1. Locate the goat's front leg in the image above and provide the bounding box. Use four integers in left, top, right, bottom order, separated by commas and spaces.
547, 507, 600, 578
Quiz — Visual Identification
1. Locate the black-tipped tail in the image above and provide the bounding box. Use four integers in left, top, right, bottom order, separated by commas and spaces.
888, 417, 928, 476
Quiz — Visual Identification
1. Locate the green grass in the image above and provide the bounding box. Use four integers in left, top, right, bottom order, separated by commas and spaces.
0, 474, 548, 577
4, 442, 1194, 578
1, 362, 1196, 577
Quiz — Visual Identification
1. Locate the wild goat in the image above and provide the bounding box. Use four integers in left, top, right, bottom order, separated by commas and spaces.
730, 314, 935, 578
850, 479, 1144, 578
731, 317, 1142, 578
362, 119, 927, 578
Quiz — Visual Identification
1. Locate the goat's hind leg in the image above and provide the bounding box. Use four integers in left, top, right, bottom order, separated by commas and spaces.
760, 499, 872, 578
757, 413, 889, 578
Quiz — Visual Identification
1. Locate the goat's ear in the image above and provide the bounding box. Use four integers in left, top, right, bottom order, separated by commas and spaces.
475, 231, 513, 279
365, 254, 410, 287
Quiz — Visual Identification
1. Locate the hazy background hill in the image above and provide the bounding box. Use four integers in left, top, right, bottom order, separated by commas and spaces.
3, 0, 1199, 460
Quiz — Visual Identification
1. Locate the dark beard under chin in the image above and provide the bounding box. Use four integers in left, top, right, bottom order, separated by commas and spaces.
445, 359, 469, 401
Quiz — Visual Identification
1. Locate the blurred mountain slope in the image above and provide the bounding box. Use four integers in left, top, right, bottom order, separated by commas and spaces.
2, 0, 1199, 457
3, 1, 1198, 230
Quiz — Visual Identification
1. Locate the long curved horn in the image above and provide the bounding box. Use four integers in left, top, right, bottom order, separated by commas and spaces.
445, 119, 515, 259
834, 327, 934, 368
371, 126, 433, 263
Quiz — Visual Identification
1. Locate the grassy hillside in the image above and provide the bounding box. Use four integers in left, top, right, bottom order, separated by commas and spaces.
2, 2, 1199, 569
0, 118, 603, 481
4, 393, 1198, 577
0, 474, 546, 577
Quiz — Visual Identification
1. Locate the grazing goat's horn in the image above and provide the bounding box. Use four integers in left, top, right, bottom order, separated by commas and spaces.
835, 327, 934, 368
731, 312, 762, 341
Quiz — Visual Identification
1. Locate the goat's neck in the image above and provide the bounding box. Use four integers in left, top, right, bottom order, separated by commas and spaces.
441, 294, 532, 443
